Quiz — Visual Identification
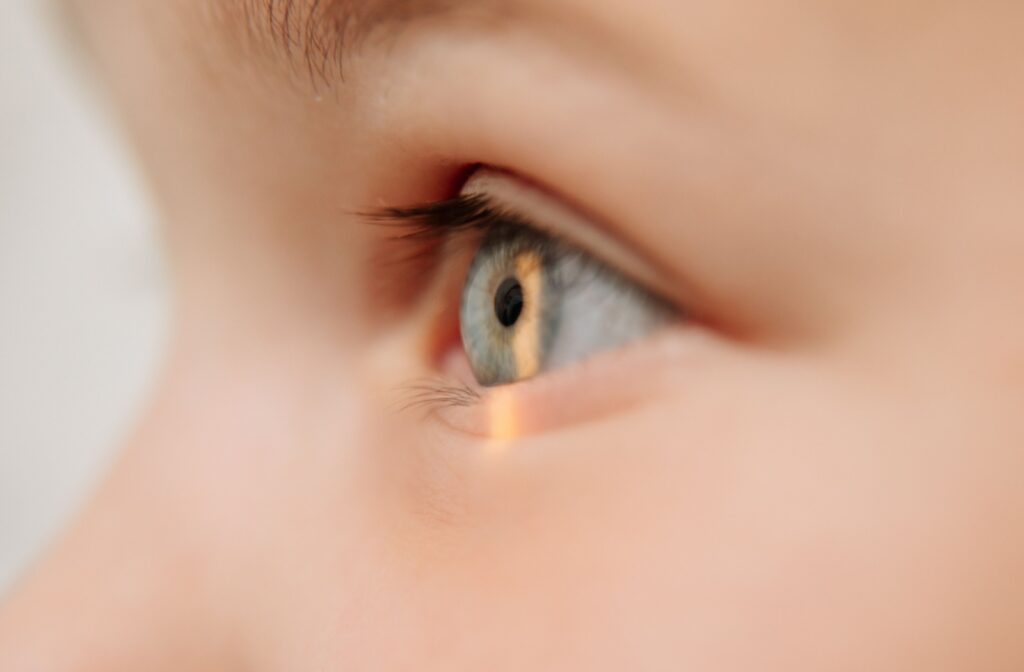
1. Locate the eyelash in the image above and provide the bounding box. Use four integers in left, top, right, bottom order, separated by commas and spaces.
392, 378, 482, 416
374, 193, 531, 245
372, 193, 617, 292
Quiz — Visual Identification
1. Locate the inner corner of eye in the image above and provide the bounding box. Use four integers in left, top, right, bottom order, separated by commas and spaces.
429, 304, 466, 372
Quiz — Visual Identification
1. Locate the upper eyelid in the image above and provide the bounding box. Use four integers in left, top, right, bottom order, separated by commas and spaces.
462, 169, 679, 302
369, 168, 680, 305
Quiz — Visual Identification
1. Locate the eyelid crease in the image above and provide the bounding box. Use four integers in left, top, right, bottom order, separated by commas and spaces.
462, 169, 679, 304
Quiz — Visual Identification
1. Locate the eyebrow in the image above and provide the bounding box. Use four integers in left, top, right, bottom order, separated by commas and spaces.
238, 0, 463, 86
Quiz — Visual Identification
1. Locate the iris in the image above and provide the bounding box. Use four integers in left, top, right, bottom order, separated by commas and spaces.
460, 222, 675, 387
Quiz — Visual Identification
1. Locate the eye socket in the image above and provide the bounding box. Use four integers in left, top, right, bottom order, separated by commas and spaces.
458, 185, 678, 387
371, 168, 682, 391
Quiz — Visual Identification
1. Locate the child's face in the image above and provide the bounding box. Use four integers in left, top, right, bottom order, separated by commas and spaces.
3, 0, 1023, 669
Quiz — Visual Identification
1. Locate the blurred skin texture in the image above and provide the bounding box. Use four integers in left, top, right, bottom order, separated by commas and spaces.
2, 0, 1024, 669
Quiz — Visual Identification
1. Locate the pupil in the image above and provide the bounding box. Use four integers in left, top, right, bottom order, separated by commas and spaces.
494, 277, 525, 328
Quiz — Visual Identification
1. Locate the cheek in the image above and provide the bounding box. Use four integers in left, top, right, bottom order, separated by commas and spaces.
332, 350, 1022, 669
147, 334, 1019, 670
558, 363, 1015, 670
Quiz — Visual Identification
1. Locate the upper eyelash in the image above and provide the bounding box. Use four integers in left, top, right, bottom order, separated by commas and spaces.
368, 191, 634, 306
369, 194, 533, 242
369, 193, 596, 276
371, 195, 615, 298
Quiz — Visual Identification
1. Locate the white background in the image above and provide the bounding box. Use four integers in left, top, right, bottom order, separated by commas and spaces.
0, 0, 167, 592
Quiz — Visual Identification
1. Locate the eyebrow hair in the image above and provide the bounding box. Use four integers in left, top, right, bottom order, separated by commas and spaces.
239, 0, 457, 86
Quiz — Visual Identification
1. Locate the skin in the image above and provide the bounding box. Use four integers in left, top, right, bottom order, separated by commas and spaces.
2, 0, 1023, 669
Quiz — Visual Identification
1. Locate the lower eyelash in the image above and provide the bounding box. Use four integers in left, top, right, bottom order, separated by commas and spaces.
393, 378, 483, 416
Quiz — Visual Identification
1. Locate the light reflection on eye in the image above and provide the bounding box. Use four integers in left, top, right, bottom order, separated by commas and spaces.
460, 218, 677, 387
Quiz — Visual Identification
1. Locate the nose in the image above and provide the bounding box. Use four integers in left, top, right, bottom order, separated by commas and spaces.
0, 339, 373, 671
0, 423, 247, 672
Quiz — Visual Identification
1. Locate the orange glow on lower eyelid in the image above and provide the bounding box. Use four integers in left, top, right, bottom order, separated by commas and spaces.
487, 388, 520, 444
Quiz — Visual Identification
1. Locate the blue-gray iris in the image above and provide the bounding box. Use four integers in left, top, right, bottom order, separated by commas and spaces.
460, 223, 675, 387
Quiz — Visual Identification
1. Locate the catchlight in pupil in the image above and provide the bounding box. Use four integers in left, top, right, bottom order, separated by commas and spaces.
495, 277, 525, 328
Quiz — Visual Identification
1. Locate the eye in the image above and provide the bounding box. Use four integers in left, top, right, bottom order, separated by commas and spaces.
372, 169, 682, 392
457, 177, 678, 387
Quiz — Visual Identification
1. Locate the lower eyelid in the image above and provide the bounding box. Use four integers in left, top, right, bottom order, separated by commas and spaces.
434, 325, 709, 440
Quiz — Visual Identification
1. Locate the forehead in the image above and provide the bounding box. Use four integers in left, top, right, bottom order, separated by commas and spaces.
75, 0, 1024, 134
